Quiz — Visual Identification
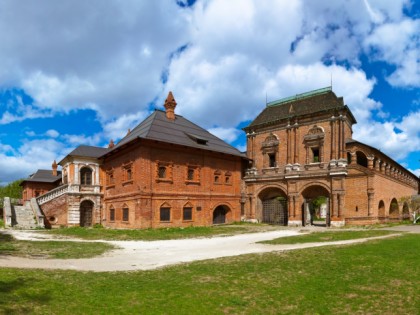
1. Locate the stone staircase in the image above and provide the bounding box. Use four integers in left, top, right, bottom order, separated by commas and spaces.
12, 201, 39, 229
3, 197, 44, 229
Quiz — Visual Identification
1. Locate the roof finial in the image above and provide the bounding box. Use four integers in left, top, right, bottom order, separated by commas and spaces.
52, 160, 58, 176
164, 91, 177, 121
127, 128, 131, 135
108, 139, 115, 148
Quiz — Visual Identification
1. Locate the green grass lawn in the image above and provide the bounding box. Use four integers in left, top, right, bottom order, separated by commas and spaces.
0, 234, 419, 314
260, 229, 398, 244
0, 232, 115, 259
43, 224, 267, 241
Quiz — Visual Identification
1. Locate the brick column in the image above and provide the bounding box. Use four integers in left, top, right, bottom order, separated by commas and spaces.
286, 127, 291, 164
331, 193, 338, 218
375, 159, 381, 171
340, 116, 346, 159
330, 118, 336, 160
294, 126, 299, 164
367, 156, 374, 169
367, 192, 374, 216
337, 194, 342, 217
350, 152, 356, 165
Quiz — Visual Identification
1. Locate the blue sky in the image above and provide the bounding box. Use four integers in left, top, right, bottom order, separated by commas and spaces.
0, 0, 419, 185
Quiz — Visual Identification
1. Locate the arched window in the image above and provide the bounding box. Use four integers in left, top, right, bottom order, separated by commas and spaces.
80, 167, 92, 185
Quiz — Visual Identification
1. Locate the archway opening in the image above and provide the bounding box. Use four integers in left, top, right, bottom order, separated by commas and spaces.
378, 200, 385, 219
389, 198, 399, 220
213, 205, 230, 224
258, 188, 288, 226
356, 151, 368, 167
301, 185, 330, 227
402, 202, 410, 221
80, 200, 94, 227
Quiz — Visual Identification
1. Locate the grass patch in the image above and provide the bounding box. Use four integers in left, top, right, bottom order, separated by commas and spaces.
260, 230, 398, 245
0, 232, 114, 259
0, 234, 419, 314
44, 224, 265, 241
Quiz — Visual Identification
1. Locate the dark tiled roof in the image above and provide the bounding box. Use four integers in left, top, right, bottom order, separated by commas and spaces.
22, 169, 62, 184
247, 87, 354, 128
104, 110, 245, 158
67, 145, 109, 158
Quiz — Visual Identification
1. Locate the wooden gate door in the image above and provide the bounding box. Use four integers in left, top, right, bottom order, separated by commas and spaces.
213, 206, 226, 224
80, 201, 93, 227
262, 198, 288, 225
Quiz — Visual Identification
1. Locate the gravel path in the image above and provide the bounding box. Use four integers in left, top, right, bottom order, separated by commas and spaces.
0, 226, 414, 272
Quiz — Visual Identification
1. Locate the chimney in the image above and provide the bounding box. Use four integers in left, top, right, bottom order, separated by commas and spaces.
52, 160, 58, 176
164, 91, 177, 120
108, 139, 115, 148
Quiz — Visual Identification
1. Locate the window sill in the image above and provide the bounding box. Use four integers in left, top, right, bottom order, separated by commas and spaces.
106, 184, 115, 189
122, 180, 133, 186
213, 182, 222, 185
156, 178, 173, 183
182, 219, 193, 222
160, 220, 172, 223
185, 180, 200, 185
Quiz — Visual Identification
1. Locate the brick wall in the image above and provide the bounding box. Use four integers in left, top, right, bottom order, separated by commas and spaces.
102, 139, 242, 229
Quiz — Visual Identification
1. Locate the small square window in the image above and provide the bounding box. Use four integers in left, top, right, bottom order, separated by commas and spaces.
122, 208, 129, 221
160, 207, 170, 221
183, 207, 192, 221
225, 176, 230, 184
214, 175, 220, 183
158, 166, 167, 178
126, 168, 132, 180
110, 208, 115, 221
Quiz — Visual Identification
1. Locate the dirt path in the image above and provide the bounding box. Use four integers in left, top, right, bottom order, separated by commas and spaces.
0, 228, 407, 272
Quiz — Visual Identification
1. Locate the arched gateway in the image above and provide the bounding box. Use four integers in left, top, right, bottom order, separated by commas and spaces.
301, 185, 330, 227
258, 187, 288, 226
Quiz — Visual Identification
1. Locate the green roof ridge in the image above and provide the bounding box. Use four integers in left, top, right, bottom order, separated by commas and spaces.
267, 86, 332, 107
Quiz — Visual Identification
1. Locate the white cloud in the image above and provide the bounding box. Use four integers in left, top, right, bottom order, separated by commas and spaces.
207, 127, 241, 143
364, 19, 420, 87
354, 110, 420, 160
0, 139, 68, 184
0, 0, 419, 183
102, 111, 150, 142
45, 129, 59, 138
0, 0, 191, 119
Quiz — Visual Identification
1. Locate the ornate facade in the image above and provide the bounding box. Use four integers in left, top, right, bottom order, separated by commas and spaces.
243, 87, 419, 226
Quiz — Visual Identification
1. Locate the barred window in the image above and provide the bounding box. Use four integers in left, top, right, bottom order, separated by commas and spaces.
110, 207, 115, 221
122, 207, 129, 221
183, 207, 192, 221
158, 166, 167, 179
160, 207, 170, 222
187, 168, 194, 180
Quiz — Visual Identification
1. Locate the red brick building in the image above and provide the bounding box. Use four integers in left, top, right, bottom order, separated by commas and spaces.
22, 88, 419, 228
30, 92, 245, 228
243, 87, 419, 226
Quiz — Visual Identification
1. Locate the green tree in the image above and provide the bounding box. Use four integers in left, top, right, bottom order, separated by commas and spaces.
0, 179, 24, 204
